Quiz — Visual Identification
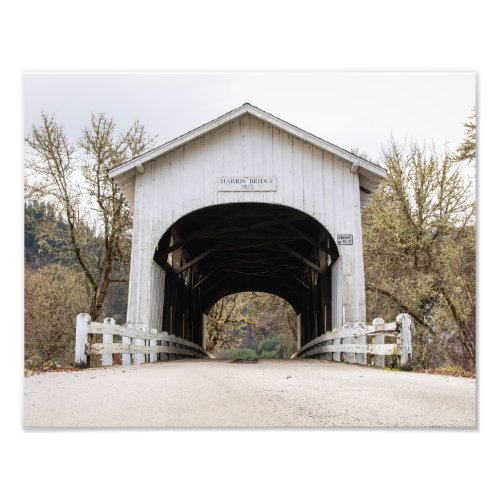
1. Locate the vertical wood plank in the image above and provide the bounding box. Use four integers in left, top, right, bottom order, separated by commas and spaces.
340, 160, 355, 329
133, 325, 146, 365
354, 321, 367, 365
325, 338, 333, 361
161, 153, 172, 241
303, 142, 314, 216
203, 132, 214, 208
373, 317, 386, 368
332, 336, 342, 362
142, 163, 153, 327
271, 126, 284, 205
126, 171, 142, 324
202, 314, 208, 350
282, 130, 293, 206
122, 325, 132, 366
102, 317, 114, 366
171, 148, 182, 227
150, 261, 165, 332
397, 313, 413, 369
75, 313, 91, 368
296, 314, 301, 351
292, 136, 304, 212
351, 170, 367, 323
149, 328, 157, 363
312, 146, 324, 221
262, 122, 273, 204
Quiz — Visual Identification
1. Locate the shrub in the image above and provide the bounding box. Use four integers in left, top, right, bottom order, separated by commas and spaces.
25, 264, 89, 367
229, 348, 258, 360
259, 350, 278, 359
259, 336, 279, 354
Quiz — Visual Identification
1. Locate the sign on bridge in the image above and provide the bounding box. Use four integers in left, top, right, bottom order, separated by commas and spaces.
217, 176, 277, 192
337, 234, 353, 245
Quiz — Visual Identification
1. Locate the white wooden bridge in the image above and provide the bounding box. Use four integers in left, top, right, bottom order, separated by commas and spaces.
76, 103, 413, 370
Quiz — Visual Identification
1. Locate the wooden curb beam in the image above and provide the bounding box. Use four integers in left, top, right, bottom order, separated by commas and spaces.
291, 313, 413, 370
75, 313, 211, 368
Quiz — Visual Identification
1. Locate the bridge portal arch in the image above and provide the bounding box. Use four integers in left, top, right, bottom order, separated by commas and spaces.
151, 202, 338, 349
109, 103, 387, 355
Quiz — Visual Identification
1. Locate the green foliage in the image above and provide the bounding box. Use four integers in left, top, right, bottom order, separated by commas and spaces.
219, 334, 284, 360
454, 108, 476, 165
207, 292, 297, 358
227, 348, 258, 360
258, 350, 279, 359
42, 360, 58, 371
418, 364, 475, 378
259, 336, 279, 354
25, 201, 76, 269
25, 355, 43, 371
222, 345, 280, 360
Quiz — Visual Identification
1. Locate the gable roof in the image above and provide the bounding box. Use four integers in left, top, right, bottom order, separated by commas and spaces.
109, 103, 387, 181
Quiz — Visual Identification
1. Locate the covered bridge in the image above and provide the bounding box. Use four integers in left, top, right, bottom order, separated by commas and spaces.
109, 103, 386, 351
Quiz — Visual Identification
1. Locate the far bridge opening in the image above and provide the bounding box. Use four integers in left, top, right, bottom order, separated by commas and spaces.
153, 203, 339, 351
205, 292, 297, 360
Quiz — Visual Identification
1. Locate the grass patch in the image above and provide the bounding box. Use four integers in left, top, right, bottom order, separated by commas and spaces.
417, 364, 475, 378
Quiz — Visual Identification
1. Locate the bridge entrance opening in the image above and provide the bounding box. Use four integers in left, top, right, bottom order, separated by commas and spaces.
205, 292, 297, 359
153, 203, 339, 352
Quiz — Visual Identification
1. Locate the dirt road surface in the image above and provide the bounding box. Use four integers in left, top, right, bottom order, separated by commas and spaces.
24, 359, 476, 428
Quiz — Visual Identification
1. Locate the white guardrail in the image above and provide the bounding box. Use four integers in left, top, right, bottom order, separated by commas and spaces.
291, 313, 413, 369
75, 313, 210, 368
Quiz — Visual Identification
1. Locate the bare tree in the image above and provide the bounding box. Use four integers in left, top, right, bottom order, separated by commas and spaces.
363, 139, 476, 369
25, 113, 155, 320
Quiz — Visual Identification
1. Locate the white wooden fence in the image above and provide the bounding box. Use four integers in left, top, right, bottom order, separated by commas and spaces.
75, 313, 210, 368
292, 313, 413, 369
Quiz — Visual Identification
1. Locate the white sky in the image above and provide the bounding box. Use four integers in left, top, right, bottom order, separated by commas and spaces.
24, 72, 476, 165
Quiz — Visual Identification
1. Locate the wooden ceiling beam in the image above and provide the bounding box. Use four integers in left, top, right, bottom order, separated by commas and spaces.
272, 240, 321, 273
159, 214, 308, 259
174, 237, 232, 275
157, 217, 230, 259
193, 257, 234, 289
269, 271, 301, 296
266, 256, 310, 289
270, 215, 337, 258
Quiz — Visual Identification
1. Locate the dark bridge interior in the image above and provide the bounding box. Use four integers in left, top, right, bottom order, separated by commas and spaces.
153, 203, 338, 349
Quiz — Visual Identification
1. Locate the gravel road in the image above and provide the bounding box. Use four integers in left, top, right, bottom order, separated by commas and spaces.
24, 359, 476, 428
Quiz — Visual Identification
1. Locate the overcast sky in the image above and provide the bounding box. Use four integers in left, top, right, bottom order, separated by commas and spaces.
24, 72, 475, 163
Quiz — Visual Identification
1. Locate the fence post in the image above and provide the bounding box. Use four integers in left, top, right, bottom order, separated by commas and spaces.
159, 334, 167, 362
355, 321, 367, 365
149, 329, 157, 363
102, 318, 114, 367
122, 325, 132, 366
333, 329, 341, 362
343, 323, 356, 364
75, 313, 91, 368
133, 325, 146, 365
373, 318, 385, 368
326, 337, 334, 361
397, 313, 413, 369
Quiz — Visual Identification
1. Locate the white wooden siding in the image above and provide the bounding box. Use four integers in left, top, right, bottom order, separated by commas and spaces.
122, 114, 367, 327
135, 114, 362, 243
150, 261, 165, 332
